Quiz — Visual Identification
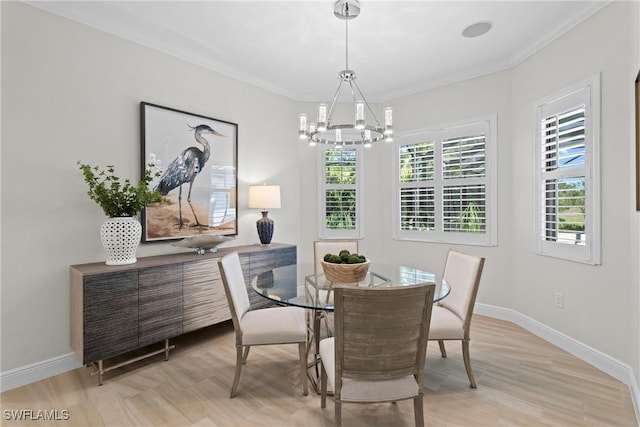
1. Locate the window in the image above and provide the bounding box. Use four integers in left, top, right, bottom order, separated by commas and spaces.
534, 75, 600, 264
393, 115, 497, 246
318, 145, 363, 239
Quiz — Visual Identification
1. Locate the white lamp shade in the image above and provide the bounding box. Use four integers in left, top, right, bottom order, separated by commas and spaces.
248, 185, 281, 209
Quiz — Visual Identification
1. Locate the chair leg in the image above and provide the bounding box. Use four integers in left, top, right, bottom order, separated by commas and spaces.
414, 394, 424, 427
335, 399, 342, 427
462, 340, 477, 389
438, 340, 447, 358
242, 346, 250, 364
320, 362, 327, 408
298, 342, 308, 396
313, 313, 322, 355
230, 345, 244, 398
323, 312, 333, 338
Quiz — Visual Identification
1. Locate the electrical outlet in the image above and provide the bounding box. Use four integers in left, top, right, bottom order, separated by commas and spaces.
554, 292, 564, 308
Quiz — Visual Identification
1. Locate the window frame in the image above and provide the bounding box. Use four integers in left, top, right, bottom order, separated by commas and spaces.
392, 114, 497, 246
534, 74, 601, 264
317, 145, 364, 239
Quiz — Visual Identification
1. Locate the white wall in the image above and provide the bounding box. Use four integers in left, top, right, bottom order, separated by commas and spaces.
363, 70, 514, 310
1, 0, 639, 403
0, 2, 301, 371
509, 1, 637, 364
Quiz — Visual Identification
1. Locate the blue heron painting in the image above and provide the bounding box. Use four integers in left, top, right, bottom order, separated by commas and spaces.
154, 124, 226, 230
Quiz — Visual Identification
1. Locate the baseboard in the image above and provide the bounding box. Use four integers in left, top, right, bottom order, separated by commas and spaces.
475, 303, 640, 423
0, 352, 82, 393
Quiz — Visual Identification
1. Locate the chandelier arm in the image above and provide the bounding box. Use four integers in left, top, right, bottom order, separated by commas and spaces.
326, 78, 346, 125
351, 79, 382, 127
347, 80, 358, 103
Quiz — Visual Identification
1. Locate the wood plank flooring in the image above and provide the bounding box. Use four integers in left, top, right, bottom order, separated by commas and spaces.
1, 315, 637, 426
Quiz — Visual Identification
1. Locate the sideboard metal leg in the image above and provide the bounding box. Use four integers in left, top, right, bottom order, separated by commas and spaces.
97, 360, 104, 386
88, 341, 176, 385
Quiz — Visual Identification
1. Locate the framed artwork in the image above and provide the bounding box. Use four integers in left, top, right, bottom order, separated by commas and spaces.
636, 70, 640, 211
140, 102, 238, 242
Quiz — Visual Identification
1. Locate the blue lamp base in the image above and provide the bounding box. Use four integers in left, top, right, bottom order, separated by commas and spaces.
256, 210, 274, 246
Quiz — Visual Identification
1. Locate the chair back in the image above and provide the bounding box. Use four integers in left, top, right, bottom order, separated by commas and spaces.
439, 250, 485, 329
314, 240, 359, 275
333, 283, 435, 384
218, 252, 251, 334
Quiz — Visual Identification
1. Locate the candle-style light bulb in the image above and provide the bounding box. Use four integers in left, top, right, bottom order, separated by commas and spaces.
363, 129, 371, 146
317, 104, 328, 132
384, 107, 393, 135
299, 114, 308, 139
355, 101, 365, 129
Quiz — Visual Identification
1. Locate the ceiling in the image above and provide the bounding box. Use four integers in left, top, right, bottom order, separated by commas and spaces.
25, 0, 609, 103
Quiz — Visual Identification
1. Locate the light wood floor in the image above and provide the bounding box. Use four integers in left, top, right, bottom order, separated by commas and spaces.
1, 315, 637, 427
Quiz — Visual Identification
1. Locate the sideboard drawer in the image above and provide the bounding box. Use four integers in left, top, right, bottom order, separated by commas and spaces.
183, 258, 231, 333
82, 270, 138, 364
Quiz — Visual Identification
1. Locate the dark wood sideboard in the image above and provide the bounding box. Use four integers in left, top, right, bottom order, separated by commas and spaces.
70, 243, 296, 384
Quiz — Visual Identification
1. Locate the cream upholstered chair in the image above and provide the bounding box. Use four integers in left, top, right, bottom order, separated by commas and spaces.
217, 251, 308, 398
319, 283, 436, 427
313, 240, 359, 275
428, 249, 485, 388
312, 240, 359, 338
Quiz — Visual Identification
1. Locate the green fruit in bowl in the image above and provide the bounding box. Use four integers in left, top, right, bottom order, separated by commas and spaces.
346, 255, 361, 264
323, 249, 367, 264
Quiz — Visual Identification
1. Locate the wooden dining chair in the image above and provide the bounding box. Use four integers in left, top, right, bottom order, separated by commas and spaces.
319, 283, 436, 427
428, 249, 485, 388
217, 251, 308, 398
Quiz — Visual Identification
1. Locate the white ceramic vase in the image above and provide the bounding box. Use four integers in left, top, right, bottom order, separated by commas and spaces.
100, 217, 142, 265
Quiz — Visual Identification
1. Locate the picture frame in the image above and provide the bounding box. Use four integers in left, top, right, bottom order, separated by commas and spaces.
140, 102, 238, 242
636, 70, 640, 211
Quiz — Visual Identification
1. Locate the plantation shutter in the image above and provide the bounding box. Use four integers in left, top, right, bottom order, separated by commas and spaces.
540, 106, 586, 245
441, 133, 486, 233
318, 146, 363, 239
534, 75, 600, 264
395, 116, 495, 246
399, 142, 435, 231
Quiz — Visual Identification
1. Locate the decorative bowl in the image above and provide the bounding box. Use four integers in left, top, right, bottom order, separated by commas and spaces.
321, 259, 370, 283
172, 234, 234, 255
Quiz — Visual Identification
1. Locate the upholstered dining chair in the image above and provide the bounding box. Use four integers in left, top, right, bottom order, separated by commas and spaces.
313, 239, 359, 275
217, 251, 308, 398
319, 283, 436, 427
428, 249, 485, 388
312, 240, 360, 338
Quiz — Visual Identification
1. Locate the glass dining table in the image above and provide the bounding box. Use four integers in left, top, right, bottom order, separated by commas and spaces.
250, 263, 450, 392
250, 263, 449, 309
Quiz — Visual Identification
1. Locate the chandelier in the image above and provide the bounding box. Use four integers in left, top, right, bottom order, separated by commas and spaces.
298, 0, 393, 147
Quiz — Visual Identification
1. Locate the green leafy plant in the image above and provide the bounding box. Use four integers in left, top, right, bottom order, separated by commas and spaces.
78, 161, 167, 218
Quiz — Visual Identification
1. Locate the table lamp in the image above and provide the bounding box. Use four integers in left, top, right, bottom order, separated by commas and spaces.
248, 184, 281, 246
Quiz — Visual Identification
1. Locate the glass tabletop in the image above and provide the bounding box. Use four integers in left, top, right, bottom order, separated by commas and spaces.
250, 263, 450, 311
